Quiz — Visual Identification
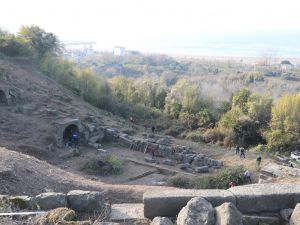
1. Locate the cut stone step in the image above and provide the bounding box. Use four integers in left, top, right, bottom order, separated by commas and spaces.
110, 203, 144, 221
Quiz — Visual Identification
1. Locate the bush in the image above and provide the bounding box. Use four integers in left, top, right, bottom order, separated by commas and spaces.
164, 125, 186, 137
250, 144, 268, 153
202, 127, 228, 143
168, 166, 245, 189
81, 155, 124, 175
185, 131, 203, 142
233, 116, 263, 148
167, 174, 193, 188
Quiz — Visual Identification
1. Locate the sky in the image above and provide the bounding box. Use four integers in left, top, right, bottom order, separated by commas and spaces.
1, 0, 300, 55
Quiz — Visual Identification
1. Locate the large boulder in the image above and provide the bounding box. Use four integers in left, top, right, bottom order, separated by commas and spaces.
67, 190, 104, 212
151, 217, 174, 225
8, 195, 34, 210
177, 197, 215, 225
215, 202, 243, 225
290, 204, 300, 225
35, 192, 66, 210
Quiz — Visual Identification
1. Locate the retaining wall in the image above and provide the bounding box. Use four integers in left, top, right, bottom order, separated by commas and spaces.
143, 183, 300, 218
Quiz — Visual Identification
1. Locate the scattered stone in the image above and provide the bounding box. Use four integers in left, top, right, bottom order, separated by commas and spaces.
215, 202, 243, 225
177, 197, 215, 225
162, 159, 174, 166
151, 217, 174, 225
178, 163, 190, 170
67, 190, 104, 212
290, 203, 300, 225
35, 192, 66, 210
195, 166, 209, 173
144, 157, 156, 163
72, 148, 81, 157
88, 142, 101, 149
280, 208, 294, 222
93, 222, 120, 225
110, 203, 144, 222
156, 138, 171, 145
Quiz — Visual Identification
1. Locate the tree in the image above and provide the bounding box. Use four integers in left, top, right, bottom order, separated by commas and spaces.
17, 25, 62, 59
0, 28, 31, 56
247, 94, 273, 126
233, 116, 262, 147
266, 93, 300, 152
164, 79, 208, 117
232, 89, 251, 113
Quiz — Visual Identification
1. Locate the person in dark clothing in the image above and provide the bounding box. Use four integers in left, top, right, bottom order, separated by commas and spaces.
240, 148, 245, 158
256, 155, 262, 167
151, 126, 155, 134
235, 146, 240, 155
67, 131, 78, 147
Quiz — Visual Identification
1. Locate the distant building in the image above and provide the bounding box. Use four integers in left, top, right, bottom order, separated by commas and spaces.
113, 46, 126, 56
62, 41, 96, 62
280, 60, 294, 72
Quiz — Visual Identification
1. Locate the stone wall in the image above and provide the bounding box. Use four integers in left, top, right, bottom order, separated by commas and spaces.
143, 183, 300, 218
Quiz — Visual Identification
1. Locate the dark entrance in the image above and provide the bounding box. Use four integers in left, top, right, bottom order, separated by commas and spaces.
63, 124, 79, 145
0, 90, 7, 105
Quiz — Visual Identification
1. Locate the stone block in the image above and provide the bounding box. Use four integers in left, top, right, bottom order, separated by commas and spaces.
143, 189, 236, 218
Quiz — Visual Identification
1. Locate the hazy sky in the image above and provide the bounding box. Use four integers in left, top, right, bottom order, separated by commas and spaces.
1, 0, 300, 53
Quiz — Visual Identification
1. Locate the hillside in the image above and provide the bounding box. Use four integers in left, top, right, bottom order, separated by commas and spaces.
0, 57, 178, 201
0, 57, 134, 160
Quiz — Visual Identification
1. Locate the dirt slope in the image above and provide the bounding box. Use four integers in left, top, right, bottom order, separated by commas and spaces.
0, 57, 174, 199
0, 147, 173, 203
0, 57, 132, 159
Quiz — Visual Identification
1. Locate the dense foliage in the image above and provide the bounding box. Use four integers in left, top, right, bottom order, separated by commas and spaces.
1, 25, 300, 153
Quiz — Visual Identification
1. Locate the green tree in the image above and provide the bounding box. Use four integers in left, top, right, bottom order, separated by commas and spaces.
233, 116, 262, 147
266, 93, 300, 152
232, 89, 251, 113
17, 25, 61, 59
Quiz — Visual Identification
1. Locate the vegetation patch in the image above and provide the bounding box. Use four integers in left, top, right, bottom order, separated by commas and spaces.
167, 166, 245, 189
81, 155, 124, 175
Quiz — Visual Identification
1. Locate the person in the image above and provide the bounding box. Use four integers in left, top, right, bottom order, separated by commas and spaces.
67, 130, 78, 147
240, 147, 245, 158
129, 116, 134, 123
256, 155, 262, 167
235, 146, 240, 155
229, 181, 236, 188
244, 170, 252, 183
151, 126, 155, 134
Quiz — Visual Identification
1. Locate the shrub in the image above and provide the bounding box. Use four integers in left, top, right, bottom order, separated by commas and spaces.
107, 155, 124, 174
164, 125, 186, 137
233, 116, 263, 148
81, 155, 124, 175
193, 166, 245, 189
167, 174, 193, 188
202, 127, 228, 143
250, 144, 268, 153
185, 131, 203, 142
168, 166, 245, 189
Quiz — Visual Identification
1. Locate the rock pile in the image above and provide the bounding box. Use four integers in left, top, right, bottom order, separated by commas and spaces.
150, 198, 300, 225
118, 132, 223, 173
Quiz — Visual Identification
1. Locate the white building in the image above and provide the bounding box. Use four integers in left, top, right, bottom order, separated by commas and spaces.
280, 61, 294, 72
113, 46, 126, 56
